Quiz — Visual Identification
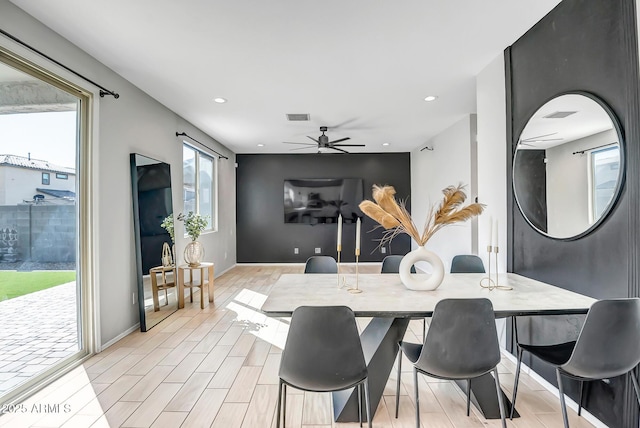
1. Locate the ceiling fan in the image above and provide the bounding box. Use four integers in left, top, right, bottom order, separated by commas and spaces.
284, 126, 365, 153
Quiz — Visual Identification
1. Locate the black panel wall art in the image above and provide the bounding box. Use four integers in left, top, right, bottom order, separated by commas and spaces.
236, 153, 411, 263
506, 0, 640, 426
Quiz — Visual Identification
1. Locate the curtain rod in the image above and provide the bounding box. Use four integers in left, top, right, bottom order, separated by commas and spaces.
176, 132, 229, 160
0, 28, 119, 99
572, 142, 618, 155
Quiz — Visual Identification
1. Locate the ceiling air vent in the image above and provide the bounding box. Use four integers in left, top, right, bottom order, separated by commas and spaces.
543, 111, 577, 119
286, 113, 310, 121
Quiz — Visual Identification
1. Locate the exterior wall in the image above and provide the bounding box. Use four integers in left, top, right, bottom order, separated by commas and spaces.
0, 165, 76, 205
0, 204, 75, 263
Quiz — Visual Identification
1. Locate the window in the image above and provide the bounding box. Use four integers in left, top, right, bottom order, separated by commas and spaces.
56, 173, 68, 179
42, 172, 50, 185
590, 145, 620, 222
183, 144, 217, 232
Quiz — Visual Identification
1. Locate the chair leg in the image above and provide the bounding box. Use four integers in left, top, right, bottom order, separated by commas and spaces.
493, 368, 507, 428
556, 369, 570, 428
358, 384, 363, 427
364, 378, 372, 428
578, 381, 584, 416
422, 318, 426, 342
631, 369, 640, 406
282, 383, 287, 428
414, 367, 420, 428
510, 345, 524, 419
395, 347, 402, 418
466, 379, 471, 416
276, 380, 283, 428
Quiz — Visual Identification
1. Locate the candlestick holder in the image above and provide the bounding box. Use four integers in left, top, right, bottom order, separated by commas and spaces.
348, 249, 362, 294
480, 245, 512, 291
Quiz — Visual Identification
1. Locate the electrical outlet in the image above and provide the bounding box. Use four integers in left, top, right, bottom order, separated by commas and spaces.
381, 247, 387, 254
294, 247, 299, 254
315, 247, 321, 254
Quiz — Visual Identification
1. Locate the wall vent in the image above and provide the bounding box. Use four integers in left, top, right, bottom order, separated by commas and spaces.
286, 113, 310, 121
543, 111, 577, 119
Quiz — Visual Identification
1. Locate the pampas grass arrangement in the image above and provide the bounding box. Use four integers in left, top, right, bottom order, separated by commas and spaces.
358, 184, 485, 247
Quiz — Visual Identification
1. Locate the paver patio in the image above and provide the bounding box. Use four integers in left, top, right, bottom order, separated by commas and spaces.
0, 281, 78, 394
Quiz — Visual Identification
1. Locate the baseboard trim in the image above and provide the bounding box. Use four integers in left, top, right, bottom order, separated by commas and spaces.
501, 351, 608, 428
100, 323, 139, 351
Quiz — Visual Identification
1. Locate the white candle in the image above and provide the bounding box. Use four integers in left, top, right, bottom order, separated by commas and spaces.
337, 214, 342, 251
493, 218, 499, 249
488, 216, 493, 247
355, 218, 361, 252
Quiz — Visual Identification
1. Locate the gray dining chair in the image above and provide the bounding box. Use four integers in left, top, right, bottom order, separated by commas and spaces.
510, 298, 640, 427
395, 298, 506, 428
381, 255, 417, 275
450, 254, 485, 273
277, 305, 372, 428
381, 255, 425, 343
304, 256, 338, 274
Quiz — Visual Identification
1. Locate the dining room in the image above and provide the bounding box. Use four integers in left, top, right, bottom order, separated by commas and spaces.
1, 0, 640, 427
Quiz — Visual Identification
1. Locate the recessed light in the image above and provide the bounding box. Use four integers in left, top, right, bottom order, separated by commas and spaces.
424, 95, 438, 102
213, 97, 227, 103
382, 143, 390, 146
257, 143, 265, 147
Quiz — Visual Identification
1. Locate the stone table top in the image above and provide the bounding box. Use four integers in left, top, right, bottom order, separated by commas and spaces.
261, 273, 597, 318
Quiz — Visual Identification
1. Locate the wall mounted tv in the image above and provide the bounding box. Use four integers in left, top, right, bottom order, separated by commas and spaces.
284, 178, 364, 224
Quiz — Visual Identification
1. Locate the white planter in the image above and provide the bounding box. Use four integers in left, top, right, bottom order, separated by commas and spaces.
399, 246, 445, 291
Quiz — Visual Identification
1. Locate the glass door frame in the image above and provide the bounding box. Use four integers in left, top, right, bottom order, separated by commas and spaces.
0, 45, 97, 406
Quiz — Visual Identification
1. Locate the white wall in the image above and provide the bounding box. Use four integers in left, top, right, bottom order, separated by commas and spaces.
410, 115, 475, 273
0, 2, 237, 346
476, 54, 507, 273
545, 129, 617, 236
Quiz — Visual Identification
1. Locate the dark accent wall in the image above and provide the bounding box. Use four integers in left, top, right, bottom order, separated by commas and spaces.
506, 0, 640, 426
236, 153, 411, 263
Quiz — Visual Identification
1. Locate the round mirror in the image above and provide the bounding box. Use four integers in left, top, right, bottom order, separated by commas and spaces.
513, 92, 624, 239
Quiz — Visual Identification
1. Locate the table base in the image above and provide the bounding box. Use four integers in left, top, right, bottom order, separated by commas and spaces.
332, 317, 519, 422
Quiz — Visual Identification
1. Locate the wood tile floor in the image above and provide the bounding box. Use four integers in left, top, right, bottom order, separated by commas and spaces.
0, 265, 595, 428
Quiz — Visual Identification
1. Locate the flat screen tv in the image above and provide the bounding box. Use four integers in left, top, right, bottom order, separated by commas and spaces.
284, 178, 364, 224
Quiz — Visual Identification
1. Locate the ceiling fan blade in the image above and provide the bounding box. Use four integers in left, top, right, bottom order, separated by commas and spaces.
521, 132, 558, 141
330, 147, 349, 154
289, 146, 315, 151
307, 136, 319, 143
283, 141, 316, 146
328, 137, 351, 144
332, 144, 366, 147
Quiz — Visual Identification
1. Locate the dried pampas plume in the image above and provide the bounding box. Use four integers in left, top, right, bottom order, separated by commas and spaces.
358, 184, 485, 247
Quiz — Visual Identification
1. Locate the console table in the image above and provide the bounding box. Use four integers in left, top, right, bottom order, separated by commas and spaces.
177, 262, 214, 309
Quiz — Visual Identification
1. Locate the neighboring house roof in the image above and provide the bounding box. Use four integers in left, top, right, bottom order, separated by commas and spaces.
0, 154, 75, 175
36, 188, 76, 199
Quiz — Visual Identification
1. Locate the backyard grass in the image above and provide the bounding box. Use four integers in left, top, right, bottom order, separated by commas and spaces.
0, 271, 76, 300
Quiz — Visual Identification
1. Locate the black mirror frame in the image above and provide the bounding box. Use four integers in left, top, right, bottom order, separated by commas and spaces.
130, 153, 175, 332
512, 90, 626, 241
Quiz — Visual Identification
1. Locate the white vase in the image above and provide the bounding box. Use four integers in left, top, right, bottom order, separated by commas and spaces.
399, 246, 445, 291
184, 241, 204, 267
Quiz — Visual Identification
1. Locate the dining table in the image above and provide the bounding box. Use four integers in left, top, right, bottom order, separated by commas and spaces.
260, 272, 596, 422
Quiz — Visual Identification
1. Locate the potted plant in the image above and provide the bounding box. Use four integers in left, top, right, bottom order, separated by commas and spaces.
177, 211, 209, 266
160, 213, 175, 266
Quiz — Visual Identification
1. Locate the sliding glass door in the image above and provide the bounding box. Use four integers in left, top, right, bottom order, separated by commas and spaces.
0, 49, 91, 404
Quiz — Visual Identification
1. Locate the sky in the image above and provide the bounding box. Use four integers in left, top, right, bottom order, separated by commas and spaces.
0, 111, 77, 169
